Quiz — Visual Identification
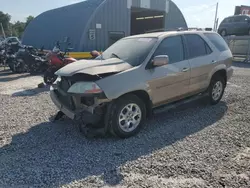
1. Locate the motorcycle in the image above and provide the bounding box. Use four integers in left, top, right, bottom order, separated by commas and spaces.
0, 48, 5, 65
43, 41, 76, 85
5, 43, 22, 72
15, 46, 48, 74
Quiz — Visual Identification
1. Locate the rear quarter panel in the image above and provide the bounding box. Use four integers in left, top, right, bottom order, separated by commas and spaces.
207, 49, 233, 84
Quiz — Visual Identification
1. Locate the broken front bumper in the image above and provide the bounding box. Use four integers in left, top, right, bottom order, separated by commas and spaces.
50, 87, 75, 119
50, 84, 109, 124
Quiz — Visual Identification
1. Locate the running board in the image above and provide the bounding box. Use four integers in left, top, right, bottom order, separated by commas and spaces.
154, 93, 208, 114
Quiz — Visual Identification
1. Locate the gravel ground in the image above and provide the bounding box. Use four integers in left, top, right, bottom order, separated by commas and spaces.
0, 63, 250, 188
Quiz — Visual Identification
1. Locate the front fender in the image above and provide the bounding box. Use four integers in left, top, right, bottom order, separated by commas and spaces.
100, 81, 151, 100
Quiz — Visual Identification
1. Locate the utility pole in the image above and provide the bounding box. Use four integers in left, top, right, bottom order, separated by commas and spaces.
215, 18, 219, 31
0, 23, 6, 39
213, 2, 219, 32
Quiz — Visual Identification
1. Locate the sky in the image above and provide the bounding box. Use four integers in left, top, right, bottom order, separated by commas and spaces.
1, 0, 249, 28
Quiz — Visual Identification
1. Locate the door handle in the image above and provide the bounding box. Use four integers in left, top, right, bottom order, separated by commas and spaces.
182, 67, 189, 72
211, 60, 217, 64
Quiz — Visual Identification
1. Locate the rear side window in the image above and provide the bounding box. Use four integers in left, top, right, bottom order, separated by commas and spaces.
244, 16, 250, 22
153, 36, 184, 64
222, 18, 229, 23
204, 33, 229, 52
185, 34, 212, 59
232, 16, 244, 22
222, 17, 233, 23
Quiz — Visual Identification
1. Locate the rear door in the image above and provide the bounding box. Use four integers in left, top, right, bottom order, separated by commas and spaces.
236, 16, 250, 34
184, 34, 215, 94
226, 17, 236, 35
147, 35, 191, 106
231, 16, 247, 35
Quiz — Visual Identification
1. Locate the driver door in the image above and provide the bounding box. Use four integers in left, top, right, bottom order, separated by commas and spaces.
146, 35, 191, 107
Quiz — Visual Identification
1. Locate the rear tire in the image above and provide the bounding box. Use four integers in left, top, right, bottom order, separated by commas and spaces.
106, 94, 146, 138
208, 75, 226, 105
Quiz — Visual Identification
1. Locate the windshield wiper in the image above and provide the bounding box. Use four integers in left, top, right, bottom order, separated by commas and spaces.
111, 53, 121, 59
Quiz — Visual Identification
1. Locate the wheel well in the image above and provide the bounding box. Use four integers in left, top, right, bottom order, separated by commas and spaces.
212, 69, 227, 85
120, 90, 152, 117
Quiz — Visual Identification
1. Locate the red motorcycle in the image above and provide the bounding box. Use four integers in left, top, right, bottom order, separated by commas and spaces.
43, 41, 77, 85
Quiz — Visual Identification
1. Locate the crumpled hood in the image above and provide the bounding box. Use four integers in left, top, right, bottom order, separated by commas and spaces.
55, 58, 132, 76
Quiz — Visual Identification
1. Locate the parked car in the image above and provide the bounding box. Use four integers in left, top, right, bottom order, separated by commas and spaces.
0, 37, 20, 46
50, 31, 233, 138
218, 15, 250, 36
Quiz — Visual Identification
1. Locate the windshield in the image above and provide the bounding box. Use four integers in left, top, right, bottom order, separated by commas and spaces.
98, 37, 157, 66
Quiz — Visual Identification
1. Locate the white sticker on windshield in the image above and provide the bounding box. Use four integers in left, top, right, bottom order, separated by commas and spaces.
137, 38, 152, 42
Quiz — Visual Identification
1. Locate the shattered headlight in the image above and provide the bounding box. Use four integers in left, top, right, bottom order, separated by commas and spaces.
68, 82, 102, 94
54, 76, 61, 83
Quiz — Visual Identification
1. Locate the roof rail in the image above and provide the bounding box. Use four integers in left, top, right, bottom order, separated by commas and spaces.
144, 27, 214, 33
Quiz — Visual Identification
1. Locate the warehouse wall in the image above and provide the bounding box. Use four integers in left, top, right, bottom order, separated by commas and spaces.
22, 0, 187, 52
80, 0, 130, 52
81, 0, 187, 52
166, 1, 187, 29
22, 0, 104, 51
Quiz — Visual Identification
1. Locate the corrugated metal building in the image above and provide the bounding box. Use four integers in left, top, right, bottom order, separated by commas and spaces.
22, 0, 187, 52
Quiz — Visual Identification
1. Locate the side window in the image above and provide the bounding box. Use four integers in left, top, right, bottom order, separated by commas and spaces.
244, 16, 250, 22
204, 33, 229, 52
233, 16, 242, 22
228, 18, 233, 23
185, 34, 211, 59
205, 43, 212, 54
153, 36, 184, 64
222, 18, 229, 23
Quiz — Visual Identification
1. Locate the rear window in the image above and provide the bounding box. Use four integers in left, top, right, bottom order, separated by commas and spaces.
204, 33, 229, 52
232, 16, 245, 22
185, 34, 212, 59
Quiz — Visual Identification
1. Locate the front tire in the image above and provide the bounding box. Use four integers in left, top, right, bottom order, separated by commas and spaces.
44, 68, 57, 85
208, 75, 226, 105
106, 94, 146, 138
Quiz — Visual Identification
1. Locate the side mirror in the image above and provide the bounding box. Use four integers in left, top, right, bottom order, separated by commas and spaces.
152, 55, 169, 67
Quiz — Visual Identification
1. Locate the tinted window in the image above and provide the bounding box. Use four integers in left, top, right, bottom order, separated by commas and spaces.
233, 16, 244, 22
222, 18, 230, 23
185, 34, 211, 59
244, 16, 250, 22
205, 43, 213, 54
153, 36, 184, 64
204, 33, 229, 52
99, 37, 157, 66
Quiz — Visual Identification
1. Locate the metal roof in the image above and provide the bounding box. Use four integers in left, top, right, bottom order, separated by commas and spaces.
22, 0, 105, 50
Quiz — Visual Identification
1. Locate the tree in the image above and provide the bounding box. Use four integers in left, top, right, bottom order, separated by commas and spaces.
25, 15, 34, 28
12, 15, 34, 38
0, 13, 34, 38
0, 11, 11, 37
12, 21, 25, 38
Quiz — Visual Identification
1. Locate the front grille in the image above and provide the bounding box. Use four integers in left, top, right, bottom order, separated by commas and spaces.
55, 77, 75, 110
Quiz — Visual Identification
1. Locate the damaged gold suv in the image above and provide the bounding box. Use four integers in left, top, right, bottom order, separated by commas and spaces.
50, 31, 233, 138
